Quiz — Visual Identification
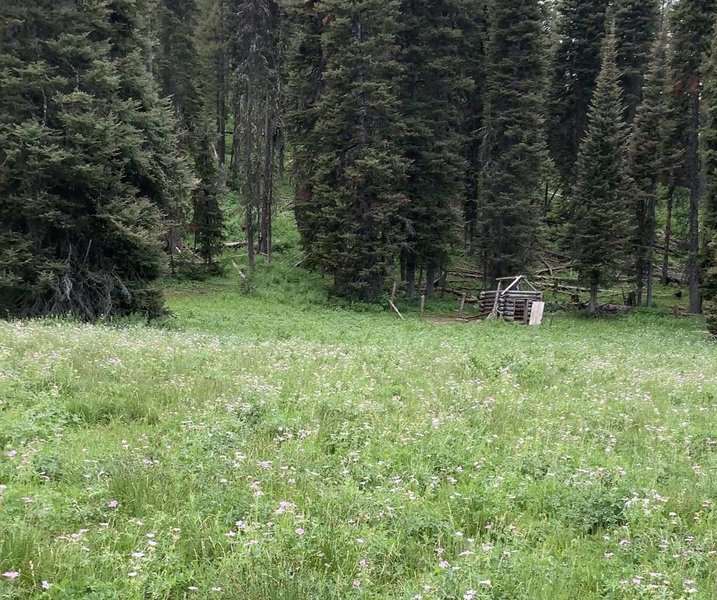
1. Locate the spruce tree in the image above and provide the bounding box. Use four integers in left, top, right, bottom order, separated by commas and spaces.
478, 0, 547, 284
285, 0, 407, 301
628, 25, 669, 307
670, 0, 717, 314
284, 0, 327, 265
455, 0, 488, 257
155, 0, 225, 268
614, 0, 660, 125
398, 0, 468, 299
0, 0, 189, 320
569, 32, 632, 314
702, 16, 717, 335
547, 0, 610, 184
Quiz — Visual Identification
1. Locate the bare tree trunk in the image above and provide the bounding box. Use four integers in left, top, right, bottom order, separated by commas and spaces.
646, 192, 656, 307
636, 260, 644, 307
217, 55, 227, 167
260, 89, 274, 262
243, 79, 256, 271
405, 253, 416, 300
426, 264, 436, 299
662, 182, 675, 286
589, 281, 598, 315
687, 96, 702, 314
230, 92, 240, 179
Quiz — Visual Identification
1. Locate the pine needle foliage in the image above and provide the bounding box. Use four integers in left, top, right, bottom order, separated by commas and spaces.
702, 16, 717, 336
628, 25, 669, 306
285, 0, 408, 302
547, 0, 610, 183
478, 0, 547, 284
397, 0, 469, 298
613, 0, 660, 125
569, 31, 633, 314
0, 0, 190, 320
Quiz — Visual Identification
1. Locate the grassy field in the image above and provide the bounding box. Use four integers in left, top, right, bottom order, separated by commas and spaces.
2, 253, 717, 599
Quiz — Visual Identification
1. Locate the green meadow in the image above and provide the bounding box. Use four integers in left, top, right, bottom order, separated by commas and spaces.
1, 248, 717, 599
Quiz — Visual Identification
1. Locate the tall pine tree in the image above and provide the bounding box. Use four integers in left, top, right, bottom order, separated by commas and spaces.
284, 0, 326, 264
0, 0, 189, 319
455, 0, 488, 257
230, 0, 282, 267
398, 0, 468, 299
478, 0, 547, 284
614, 0, 660, 125
702, 15, 717, 335
286, 0, 407, 301
569, 31, 632, 314
155, 0, 224, 266
628, 24, 669, 307
670, 0, 717, 314
547, 0, 610, 184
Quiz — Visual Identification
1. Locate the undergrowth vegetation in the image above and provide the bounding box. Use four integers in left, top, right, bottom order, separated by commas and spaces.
1, 225, 717, 599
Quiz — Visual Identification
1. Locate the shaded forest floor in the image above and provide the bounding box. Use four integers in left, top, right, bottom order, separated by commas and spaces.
1, 217, 716, 599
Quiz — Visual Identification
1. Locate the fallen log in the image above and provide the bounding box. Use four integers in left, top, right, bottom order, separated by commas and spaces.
224, 241, 247, 250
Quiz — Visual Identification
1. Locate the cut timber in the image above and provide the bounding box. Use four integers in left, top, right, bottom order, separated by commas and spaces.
388, 299, 404, 320
224, 241, 247, 250
529, 302, 545, 326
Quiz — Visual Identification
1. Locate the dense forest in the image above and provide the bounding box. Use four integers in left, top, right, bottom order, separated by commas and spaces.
1, 0, 717, 332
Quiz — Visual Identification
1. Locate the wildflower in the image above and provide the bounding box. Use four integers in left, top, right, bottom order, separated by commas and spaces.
7, 450, 17, 458
211, 587, 222, 592
2, 571, 20, 580
295, 527, 305, 536
464, 591, 476, 600
438, 560, 450, 569
276, 501, 296, 515
353, 579, 361, 588
106, 500, 118, 509
41, 581, 52, 590
128, 572, 138, 577
131, 551, 145, 558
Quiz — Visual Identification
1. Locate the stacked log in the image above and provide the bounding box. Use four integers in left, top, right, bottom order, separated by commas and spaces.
479, 290, 543, 322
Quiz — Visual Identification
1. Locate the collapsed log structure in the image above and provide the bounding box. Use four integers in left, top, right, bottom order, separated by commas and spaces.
479, 275, 544, 325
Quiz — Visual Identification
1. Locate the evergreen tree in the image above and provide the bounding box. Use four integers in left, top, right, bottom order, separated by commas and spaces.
670, 0, 717, 314
614, 0, 660, 125
193, 125, 225, 264
155, 0, 205, 139
230, 0, 282, 267
398, 0, 469, 299
569, 32, 632, 314
285, 0, 407, 301
155, 0, 225, 268
0, 0, 189, 320
702, 16, 717, 335
284, 0, 327, 265
455, 0, 488, 257
479, 0, 547, 284
197, 0, 230, 167
547, 0, 610, 184
628, 25, 669, 307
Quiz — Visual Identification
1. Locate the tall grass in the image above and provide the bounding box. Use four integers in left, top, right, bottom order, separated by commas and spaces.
1, 223, 716, 598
